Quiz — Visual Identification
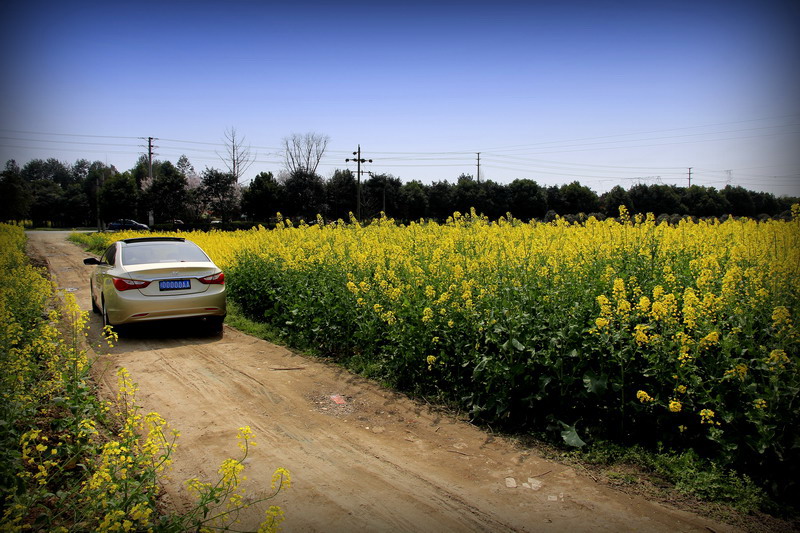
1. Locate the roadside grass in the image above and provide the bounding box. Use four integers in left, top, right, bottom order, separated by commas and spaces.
548, 442, 800, 532
573, 442, 766, 510
2, 225, 289, 532
224, 300, 286, 347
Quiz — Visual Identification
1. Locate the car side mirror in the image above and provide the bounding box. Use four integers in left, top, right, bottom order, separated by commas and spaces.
83, 257, 101, 265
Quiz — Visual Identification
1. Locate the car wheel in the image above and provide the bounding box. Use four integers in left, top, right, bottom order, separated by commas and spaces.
90, 282, 100, 314
102, 297, 127, 337
101, 297, 111, 328
207, 316, 224, 335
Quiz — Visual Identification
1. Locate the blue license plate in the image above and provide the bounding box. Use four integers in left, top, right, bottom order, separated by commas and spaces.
159, 279, 190, 291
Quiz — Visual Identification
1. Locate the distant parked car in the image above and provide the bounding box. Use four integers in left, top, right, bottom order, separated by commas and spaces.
107, 219, 149, 231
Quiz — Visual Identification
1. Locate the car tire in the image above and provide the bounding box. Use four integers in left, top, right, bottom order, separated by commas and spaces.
102, 297, 127, 337
207, 316, 224, 335
90, 282, 100, 314
101, 296, 116, 328
101, 297, 111, 327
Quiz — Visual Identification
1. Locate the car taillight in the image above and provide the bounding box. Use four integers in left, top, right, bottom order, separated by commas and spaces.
112, 277, 151, 291
199, 272, 225, 285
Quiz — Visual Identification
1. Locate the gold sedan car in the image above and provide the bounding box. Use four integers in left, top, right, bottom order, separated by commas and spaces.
84, 237, 226, 333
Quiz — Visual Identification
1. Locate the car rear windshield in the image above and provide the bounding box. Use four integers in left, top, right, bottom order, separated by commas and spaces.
121, 242, 211, 265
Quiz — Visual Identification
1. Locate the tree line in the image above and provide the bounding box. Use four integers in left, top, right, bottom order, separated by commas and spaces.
0, 155, 796, 228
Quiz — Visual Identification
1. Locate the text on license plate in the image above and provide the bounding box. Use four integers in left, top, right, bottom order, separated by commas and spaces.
159, 279, 191, 291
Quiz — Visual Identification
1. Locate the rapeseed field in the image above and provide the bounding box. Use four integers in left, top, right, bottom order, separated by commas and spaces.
75, 206, 800, 496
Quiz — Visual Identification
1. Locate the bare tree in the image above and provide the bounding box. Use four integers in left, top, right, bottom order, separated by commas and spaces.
218, 127, 255, 183
282, 132, 330, 176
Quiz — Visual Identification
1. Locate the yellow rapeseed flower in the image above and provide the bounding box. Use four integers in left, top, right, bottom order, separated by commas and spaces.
596, 294, 612, 317
636, 390, 654, 403
271, 467, 291, 490
765, 349, 790, 370
723, 364, 748, 381
700, 331, 720, 349
236, 426, 256, 452
633, 324, 649, 345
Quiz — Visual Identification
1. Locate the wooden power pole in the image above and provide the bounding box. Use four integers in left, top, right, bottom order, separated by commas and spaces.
345, 145, 372, 221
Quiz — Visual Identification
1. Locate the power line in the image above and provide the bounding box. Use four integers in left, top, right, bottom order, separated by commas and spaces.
481, 131, 800, 158
0, 144, 141, 156
2, 124, 797, 194
3, 113, 796, 157
481, 162, 685, 181
160, 137, 282, 152
0, 136, 141, 148
485, 153, 685, 170
2, 121, 795, 165
476, 115, 800, 153
0, 129, 140, 140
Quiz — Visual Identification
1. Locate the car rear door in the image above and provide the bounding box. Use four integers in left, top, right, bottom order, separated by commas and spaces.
95, 244, 117, 298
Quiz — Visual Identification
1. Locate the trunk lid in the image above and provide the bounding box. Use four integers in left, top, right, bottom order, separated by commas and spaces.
122, 262, 220, 296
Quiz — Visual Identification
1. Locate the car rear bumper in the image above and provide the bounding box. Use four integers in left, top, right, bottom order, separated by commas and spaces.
106, 287, 226, 325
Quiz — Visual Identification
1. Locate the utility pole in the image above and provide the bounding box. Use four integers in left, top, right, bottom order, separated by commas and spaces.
147, 137, 157, 226
139, 136, 158, 189
345, 145, 372, 221
148, 137, 156, 185
688, 167, 692, 187
476, 152, 481, 183
96, 167, 105, 231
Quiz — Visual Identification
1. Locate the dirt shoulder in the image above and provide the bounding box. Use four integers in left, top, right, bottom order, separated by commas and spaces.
28, 231, 743, 532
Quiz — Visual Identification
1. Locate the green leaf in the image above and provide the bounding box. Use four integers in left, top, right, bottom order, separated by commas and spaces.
560, 423, 587, 448
582, 371, 608, 395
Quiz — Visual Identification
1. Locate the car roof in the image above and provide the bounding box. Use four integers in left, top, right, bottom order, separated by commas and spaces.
121, 237, 186, 245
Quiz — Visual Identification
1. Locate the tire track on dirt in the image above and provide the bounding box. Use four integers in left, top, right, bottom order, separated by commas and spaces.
130, 338, 517, 530
117, 338, 513, 530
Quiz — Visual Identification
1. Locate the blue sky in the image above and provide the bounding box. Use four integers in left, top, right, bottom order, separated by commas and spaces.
1, 0, 798, 196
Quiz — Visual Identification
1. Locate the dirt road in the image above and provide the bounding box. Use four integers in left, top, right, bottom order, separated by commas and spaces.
27, 231, 739, 532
